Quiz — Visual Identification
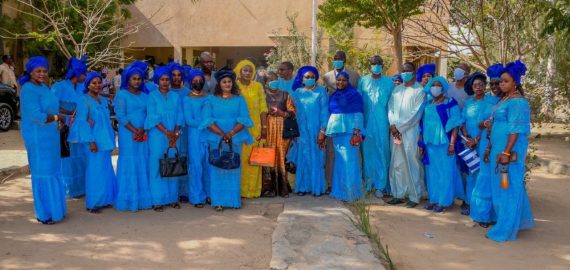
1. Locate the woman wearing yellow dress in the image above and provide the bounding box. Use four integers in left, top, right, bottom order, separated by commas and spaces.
234, 60, 268, 198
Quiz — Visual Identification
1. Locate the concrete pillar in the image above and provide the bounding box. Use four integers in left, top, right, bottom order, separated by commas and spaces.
173, 46, 182, 63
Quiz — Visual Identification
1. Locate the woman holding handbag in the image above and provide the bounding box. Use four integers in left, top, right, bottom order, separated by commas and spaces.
485, 60, 534, 242
262, 72, 296, 198
52, 56, 88, 198
113, 61, 152, 212
70, 72, 117, 214
145, 66, 184, 212
19, 56, 67, 224
325, 71, 365, 202
200, 66, 253, 211
233, 60, 268, 198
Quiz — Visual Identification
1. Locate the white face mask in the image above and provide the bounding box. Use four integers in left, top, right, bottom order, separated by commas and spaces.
430, 86, 443, 97
454, 68, 466, 81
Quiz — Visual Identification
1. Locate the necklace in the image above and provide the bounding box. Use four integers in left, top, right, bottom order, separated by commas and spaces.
190, 90, 203, 97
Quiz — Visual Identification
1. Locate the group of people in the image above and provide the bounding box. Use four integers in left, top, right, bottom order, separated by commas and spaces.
19, 49, 534, 243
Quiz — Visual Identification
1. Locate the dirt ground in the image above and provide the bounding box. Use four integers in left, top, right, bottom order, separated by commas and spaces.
370, 167, 570, 270
0, 177, 282, 270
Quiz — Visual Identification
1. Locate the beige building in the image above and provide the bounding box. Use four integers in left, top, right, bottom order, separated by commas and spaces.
124, 0, 449, 75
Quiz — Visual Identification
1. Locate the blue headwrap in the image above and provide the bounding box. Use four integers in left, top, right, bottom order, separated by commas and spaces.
182, 65, 194, 85
292, 65, 319, 90
214, 66, 236, 83
18, 56, 49, 85
64, 55, 88, 80
153, 66, 172, 85
121, 60, 149, 93
329, 71, 363, 114
424, 76, 449, 98
391, 74, 402, 82
486, 63, 504, 81
464, 72, 487, 96
187, 68, 205, 84
502, 60, 527, 86
416, 63, 436, 82
83, 72, 102, 93
167, 62, 185, 81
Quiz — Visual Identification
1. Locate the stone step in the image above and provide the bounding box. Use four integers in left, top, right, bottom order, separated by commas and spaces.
270, 197, 384, 270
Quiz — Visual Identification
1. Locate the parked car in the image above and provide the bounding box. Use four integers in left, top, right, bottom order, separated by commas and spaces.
0, 83, 19, 132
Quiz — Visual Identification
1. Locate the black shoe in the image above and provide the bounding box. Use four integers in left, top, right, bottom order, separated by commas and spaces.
297, 192, 306, 196
479, 222, 490, 228
406, 201, 419, 208
386, 198, 404, 205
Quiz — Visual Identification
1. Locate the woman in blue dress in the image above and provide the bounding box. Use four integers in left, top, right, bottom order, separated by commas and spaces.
168, 62, 191, 202
326, 71, 365, 202
461, 71, 500, 226
145, 66, 184, 212
69, 72, 117, 213
486, 60, 535, 242
419, 76, 464, 213
287, 66, 329, 196
199, 66, 253, 211
19, 56, 67, 224
52, 56, 88, 198
183, 68, 210, 208
114, 61, 152, 212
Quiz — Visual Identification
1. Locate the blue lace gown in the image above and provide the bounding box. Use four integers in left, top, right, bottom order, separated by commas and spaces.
183, 95, 210, 205
113, 90, 152, 212
145, 90, 184, 206
486, 98, 535, 242
287, 86, 329, 196
52, 79, 86, 198
20, 82, 67, 222
422, 98, 465, 207
171, 86, 191, 200
199, 95, 253, 208
463, 95, 499, 222
70, 94, 117, 210
326, 112, 365, 202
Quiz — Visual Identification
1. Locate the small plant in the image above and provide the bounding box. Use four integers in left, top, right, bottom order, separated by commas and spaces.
347, 179, 396, 270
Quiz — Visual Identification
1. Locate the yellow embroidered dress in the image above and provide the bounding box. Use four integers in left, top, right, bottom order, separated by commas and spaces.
235, 61, 268, 198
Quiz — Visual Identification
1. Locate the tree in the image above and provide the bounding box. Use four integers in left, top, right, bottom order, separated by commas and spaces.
405, 0, 547, 71
265, 13, 325, 71
318, 0, 425, 71
543, 0, 570, 35
0, 0, 142, 67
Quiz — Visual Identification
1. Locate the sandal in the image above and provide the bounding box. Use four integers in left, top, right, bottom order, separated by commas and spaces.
280, 194, 289, 198
387, 198, 404, 205
194, 203, 205, 208
479, 222, 490, 228
214, 206, 223, 212
171, 203, 181, 209
424, 203, 435, 210
262, 190, 276, 197
37, 218, 55, 225
433, 205, 445, 213
87, 208, 101, 214
153, 206, 164, 212
297, 192, 306, 196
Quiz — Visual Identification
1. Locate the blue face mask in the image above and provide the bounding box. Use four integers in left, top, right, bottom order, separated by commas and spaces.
268, 80, 279, 90
401, 72, 414, 82
371, 65, 383, 75
303, 78, 316, 87
333, 60, 344, 70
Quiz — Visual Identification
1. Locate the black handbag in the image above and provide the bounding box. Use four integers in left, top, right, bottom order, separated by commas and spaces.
208, 139, 241, 170
282, 116, 300, 139
60, 124, 70, 158
159, 147, 188, 178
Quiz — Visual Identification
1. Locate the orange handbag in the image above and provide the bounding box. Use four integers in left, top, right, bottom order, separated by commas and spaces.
249, 144, 276, 167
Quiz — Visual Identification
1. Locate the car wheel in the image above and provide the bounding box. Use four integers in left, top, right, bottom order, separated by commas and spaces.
0, 103, 14, 132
